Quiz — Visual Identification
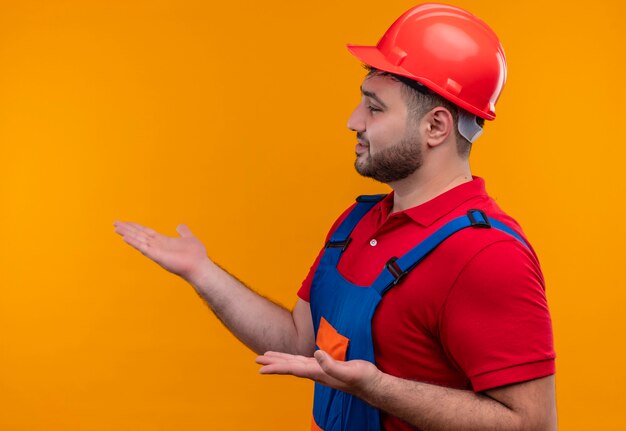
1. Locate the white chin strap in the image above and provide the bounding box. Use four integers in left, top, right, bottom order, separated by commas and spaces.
458, 110, 483, 143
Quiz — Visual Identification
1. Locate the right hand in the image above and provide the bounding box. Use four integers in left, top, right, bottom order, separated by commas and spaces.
114, 221, 210, 284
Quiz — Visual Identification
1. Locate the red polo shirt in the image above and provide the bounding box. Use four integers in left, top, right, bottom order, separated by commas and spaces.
298, 178, 555, 430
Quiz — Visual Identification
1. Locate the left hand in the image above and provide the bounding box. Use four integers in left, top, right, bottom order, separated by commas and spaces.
113, 221, 211, 285
256, 350, 382, 398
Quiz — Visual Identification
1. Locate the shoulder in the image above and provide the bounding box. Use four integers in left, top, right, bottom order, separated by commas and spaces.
322, 194, 387, 242
427, 208, 541, 279
450, 237, 545, 295
439, 232, 549, 344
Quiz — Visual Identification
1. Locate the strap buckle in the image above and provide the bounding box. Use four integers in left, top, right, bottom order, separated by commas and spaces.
385, 257, 407, 285
356, 194, 386, 203
325, 238, 352, 251
467, 209, 491, 228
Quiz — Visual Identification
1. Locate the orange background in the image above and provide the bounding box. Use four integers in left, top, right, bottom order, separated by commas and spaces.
1, 0, 624, 429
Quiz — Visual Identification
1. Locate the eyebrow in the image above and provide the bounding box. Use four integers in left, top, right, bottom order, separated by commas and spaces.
360, 86, 388, 109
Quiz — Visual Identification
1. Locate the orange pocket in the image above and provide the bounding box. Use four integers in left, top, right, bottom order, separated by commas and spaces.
311, 416, 324, 431
316, 317, 350, 361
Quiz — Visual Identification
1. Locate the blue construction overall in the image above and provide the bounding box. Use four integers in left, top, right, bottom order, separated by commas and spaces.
309, 195, 529, 431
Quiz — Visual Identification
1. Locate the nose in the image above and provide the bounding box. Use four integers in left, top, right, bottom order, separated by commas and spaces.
347, 103, 365, 132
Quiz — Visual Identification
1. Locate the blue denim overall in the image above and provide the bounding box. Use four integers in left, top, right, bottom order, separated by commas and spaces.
309, 195, 529, 431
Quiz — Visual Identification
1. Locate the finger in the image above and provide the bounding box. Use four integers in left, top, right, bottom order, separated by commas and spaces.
113, 221, 135, 235
258, 359, 315, 376
114, 221, 149, 239
126, 222, 158, 238
176, 224, 194, 238
113, 222, 129, 237
314, 350, 335, 369
256, 352, 308, 366
255, 356, 270, 365
122, 233, 150, 254
256, 353, 315, 375
255, 354, 281, 366
262, 351, 305, 359
114, 222, 151, 245
314, 350, 353, 381
114, 224, 141, 241
258, 357, 347, 390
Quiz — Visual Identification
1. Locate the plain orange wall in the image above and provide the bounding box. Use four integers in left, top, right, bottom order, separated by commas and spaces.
1, 0, 624, 429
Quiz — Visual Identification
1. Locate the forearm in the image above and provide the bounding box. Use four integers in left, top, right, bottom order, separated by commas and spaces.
113, 221, 312, 356
360, 373, 556, 431
361, 374, 517, 430
186, 258, 310, 355
257, 348, 556, 430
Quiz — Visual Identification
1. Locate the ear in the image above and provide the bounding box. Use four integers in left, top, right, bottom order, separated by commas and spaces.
424, 107, 454, 148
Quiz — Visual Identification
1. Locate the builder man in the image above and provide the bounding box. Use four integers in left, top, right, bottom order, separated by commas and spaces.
115, 4, 556, 430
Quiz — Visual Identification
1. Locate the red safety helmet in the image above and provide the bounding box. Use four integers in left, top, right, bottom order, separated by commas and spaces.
347, 3, 506, 120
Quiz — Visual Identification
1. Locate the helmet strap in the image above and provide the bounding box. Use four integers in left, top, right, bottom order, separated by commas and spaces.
458, 110, 483, 143
393, 74, 431, 95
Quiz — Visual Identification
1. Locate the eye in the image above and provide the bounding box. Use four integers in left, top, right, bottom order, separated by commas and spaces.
367, 105, 382, 113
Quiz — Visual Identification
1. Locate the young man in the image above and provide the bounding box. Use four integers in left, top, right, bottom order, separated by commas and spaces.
115, 4, 556, 430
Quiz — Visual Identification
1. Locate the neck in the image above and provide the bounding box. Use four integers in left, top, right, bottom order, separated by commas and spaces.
389, 161, 472, 213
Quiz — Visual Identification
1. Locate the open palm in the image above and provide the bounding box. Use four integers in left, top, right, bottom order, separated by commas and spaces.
114, 221, 208, 282
256, 350, 381, 397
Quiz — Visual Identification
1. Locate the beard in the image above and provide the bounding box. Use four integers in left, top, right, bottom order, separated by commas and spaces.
354, 132, 423, 183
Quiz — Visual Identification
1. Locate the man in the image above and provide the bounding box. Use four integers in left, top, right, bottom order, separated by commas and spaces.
115, 3, 556, 430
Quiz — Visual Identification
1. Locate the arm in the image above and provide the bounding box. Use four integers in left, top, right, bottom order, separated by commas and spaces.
257, 238, 557, 430
256, 351, 557, 431
114, 221, 315, 356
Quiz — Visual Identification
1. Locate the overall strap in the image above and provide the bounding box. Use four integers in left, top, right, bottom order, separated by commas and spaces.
371, 209, 530, 296
323, 194, 386, 264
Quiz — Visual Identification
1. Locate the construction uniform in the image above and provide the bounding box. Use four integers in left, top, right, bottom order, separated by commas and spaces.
299, 178, 555, 431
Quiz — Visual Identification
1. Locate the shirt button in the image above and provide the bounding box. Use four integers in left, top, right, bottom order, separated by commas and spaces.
370, 239, 378, 247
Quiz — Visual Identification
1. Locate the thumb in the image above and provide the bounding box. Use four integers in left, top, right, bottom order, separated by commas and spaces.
315, 350, 374, 392
176, 224, 194, 238
314, 350, 348, 379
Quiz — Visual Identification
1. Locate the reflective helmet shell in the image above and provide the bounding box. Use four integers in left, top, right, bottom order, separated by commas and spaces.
347, 3, 507, 120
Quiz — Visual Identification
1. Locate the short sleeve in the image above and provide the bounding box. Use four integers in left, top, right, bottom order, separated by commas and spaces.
440, 239, 555, 392
297, 247, 324, 302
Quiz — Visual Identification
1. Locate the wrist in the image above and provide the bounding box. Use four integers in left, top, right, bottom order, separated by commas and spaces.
355, 364, 386, 403
183, 257, 215, 288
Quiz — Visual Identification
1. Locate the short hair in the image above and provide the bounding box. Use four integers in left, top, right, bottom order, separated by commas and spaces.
364, 65, 484, 158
